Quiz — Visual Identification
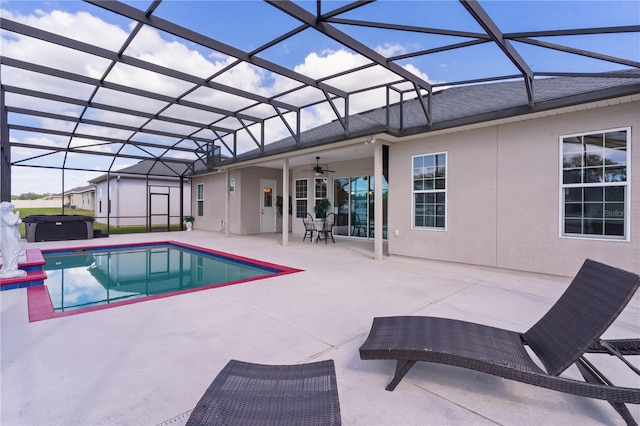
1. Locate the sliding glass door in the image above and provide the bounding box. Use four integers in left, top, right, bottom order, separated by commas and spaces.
333, 176, 387, 239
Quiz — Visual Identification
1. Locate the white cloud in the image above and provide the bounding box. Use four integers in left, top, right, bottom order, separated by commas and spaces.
375, 43, 407, 57
3, 6, 441, 193
294, 49, 370, 78
3, 8, 129, 50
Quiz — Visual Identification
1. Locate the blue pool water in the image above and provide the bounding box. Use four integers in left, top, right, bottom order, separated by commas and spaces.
42, 243, 287, 313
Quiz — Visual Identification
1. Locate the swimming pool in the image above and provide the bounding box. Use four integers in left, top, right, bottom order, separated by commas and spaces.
27, 241, 301, 321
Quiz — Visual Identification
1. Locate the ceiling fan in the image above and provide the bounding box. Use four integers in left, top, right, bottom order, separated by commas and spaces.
304, 157, 335, 175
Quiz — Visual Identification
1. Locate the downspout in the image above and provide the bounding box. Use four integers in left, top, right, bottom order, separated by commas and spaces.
225, 169, 230, 237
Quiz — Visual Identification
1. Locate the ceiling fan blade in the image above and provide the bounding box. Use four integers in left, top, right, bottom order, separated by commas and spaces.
303, 157, 335, 173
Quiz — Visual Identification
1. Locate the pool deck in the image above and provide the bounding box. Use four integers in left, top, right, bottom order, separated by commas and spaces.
2, 231, 639, 425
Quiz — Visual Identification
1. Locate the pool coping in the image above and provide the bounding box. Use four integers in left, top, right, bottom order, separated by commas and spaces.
0, 249, 47, 290
27, 240, 303, 322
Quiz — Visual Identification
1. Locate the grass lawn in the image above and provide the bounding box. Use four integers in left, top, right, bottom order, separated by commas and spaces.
13, 207, 183, 238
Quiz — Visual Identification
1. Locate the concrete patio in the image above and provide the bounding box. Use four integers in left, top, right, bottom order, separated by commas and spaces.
1, 230, 638, 425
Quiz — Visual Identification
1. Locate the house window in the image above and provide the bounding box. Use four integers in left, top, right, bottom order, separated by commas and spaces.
197, 183, 204, 217
263, 187, 273, 207
412, 152, 446, 229
561, 128, 629, 239
314, 178, 328, 219
295, 179, 308, 219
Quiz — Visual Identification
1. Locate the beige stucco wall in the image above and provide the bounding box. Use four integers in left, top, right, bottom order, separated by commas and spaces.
388, 101, 639, 276
191, 171, 227, 233
94, 177, 189, 227
388, 127, 499, 268
191, 167, 283, 235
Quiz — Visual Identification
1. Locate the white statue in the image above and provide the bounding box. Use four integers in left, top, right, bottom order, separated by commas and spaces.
0, 201, 26, 278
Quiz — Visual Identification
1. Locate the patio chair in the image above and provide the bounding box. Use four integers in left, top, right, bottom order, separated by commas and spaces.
302, 212, 315, 242
359, 259, 640, 425
186, 359, 341, 426
317, 213, 335, 244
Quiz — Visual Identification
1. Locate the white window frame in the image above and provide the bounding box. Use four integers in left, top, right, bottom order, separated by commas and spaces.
411, 151, 447, 231
294, 179, 308, 219
196, 183, 204, 217
314, 177, 328, 219
558, 127, 630, 241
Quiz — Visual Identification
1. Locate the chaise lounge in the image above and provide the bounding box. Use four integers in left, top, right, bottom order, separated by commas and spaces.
186, 359, 341, 425
359, 259, 640, 425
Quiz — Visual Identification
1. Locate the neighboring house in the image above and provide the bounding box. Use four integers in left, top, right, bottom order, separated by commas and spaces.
63, 185, 96, 211
11, 187, 94, 209
90, 160, 191, 228
40, 193, 64, 204
190, 74, 640, 276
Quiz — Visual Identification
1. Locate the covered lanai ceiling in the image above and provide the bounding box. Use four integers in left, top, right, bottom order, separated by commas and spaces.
1, 0, 639, 197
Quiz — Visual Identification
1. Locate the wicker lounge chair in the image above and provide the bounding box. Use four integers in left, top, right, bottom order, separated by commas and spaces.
186, 359, 341, 426
359, 259, 640, 425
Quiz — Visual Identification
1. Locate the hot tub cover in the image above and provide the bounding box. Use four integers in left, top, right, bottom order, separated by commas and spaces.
23, 215, 95, 223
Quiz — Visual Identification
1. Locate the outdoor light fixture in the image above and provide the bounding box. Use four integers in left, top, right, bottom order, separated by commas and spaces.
364, 136, 376, 145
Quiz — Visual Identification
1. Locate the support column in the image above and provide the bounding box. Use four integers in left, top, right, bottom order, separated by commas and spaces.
282, 158, 289, 246
374, 142, 383, 261
1, 87, 11, 202
225, 170, 231, 237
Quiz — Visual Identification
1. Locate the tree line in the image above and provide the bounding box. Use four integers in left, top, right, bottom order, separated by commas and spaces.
10, 193, 52, 200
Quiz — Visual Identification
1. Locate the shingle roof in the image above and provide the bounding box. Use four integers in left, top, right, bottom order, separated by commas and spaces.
64, 184, 95, 194
221, 72, 640, 168
90, 160, 191, 182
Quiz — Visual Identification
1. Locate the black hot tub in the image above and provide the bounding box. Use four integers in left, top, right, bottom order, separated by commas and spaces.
23, 215, 95, 242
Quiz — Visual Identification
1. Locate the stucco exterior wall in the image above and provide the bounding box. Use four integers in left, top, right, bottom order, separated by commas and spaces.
388, 101, 639, 276
192, 167, 283, 235
388, 127, 499, 268
191, 172, 227, 232
94, 177, 189, 227
495, 102, 639, 275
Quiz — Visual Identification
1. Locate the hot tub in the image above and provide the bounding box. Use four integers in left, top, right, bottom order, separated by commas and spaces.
23, 215, 95, 242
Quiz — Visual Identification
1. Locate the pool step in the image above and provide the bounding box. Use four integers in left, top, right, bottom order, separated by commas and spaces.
0, 249, 47, 291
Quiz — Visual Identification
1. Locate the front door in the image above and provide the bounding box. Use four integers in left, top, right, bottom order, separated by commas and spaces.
260, 179, 276, 233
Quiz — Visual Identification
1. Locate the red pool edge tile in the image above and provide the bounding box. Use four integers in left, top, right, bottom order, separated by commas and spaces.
1, 249, 48, 290
0, 248, 45, 271
27, 241, 303, 322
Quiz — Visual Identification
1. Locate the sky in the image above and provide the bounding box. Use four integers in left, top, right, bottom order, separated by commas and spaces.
1, 0, 639, 196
